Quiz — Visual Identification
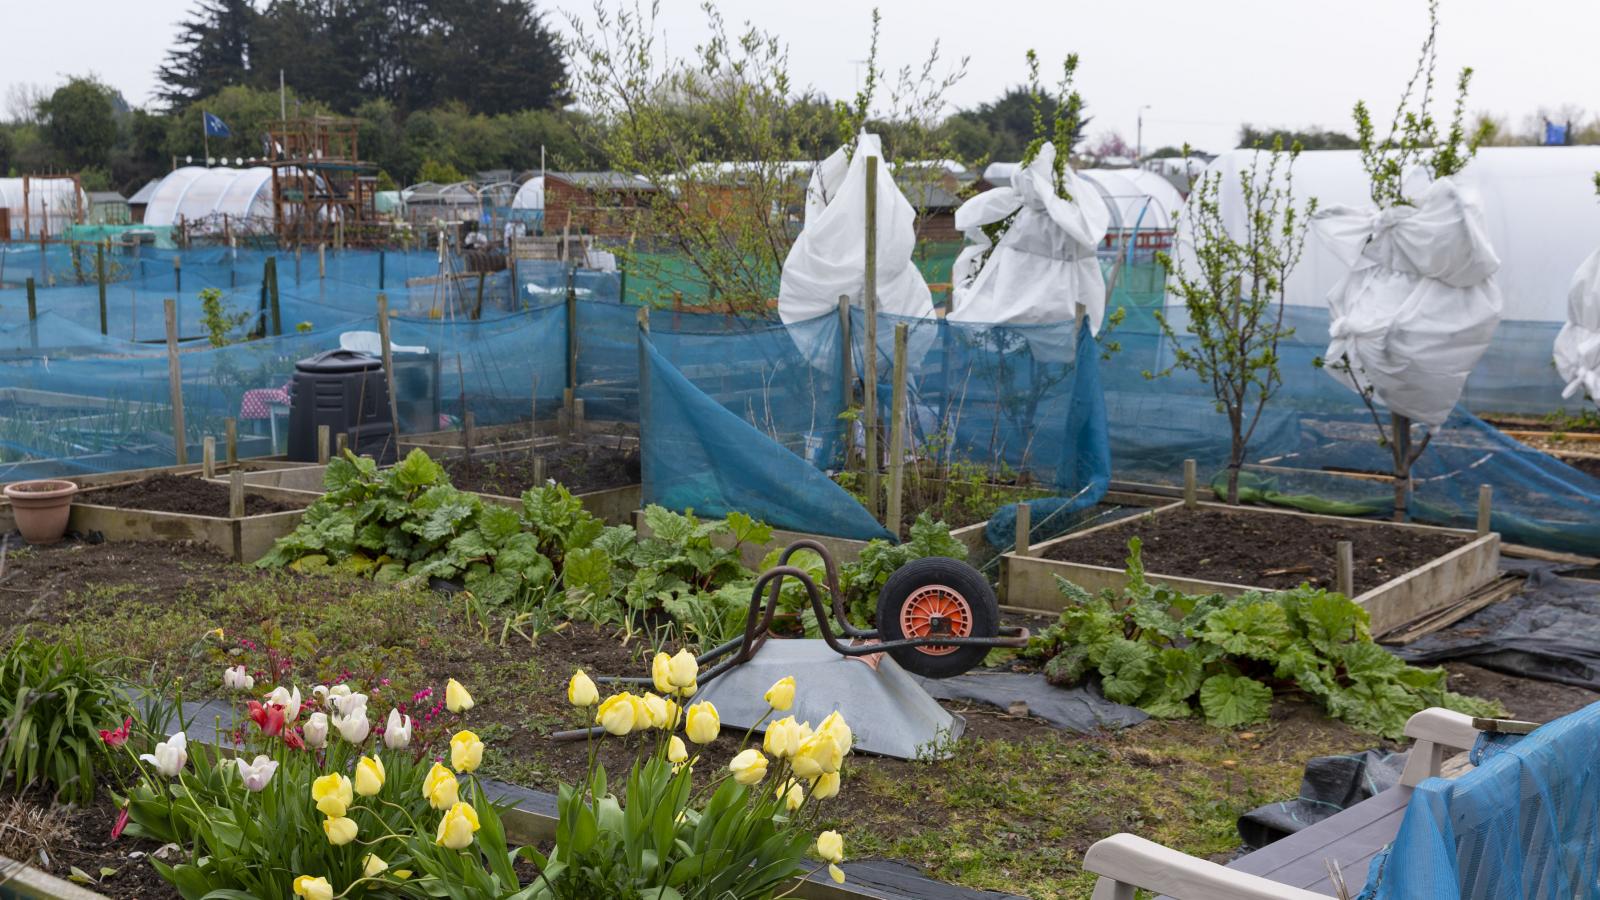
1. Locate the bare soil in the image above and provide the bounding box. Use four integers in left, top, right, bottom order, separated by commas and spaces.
1567, 456, 1600, 480
1047, 506, 1468, 594
81, 473, 295, 517
443, 441, 639, 497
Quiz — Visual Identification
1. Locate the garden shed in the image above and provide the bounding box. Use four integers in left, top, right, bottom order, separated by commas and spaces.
543, 171, 658, 236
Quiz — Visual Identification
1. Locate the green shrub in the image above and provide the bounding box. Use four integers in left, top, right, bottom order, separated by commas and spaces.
1024, 539, 1501, 737
0, 636, 135, 803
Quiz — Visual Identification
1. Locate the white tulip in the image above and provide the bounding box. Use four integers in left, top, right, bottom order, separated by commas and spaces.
140, 732, 188, 777
314, 684, 353, 712
223, 666, 254, 692
234, 754, 278, 792
333, 708, 370, 744
384, 708, 412, 750
263, 685, 302, 722
303, 711, 329, 749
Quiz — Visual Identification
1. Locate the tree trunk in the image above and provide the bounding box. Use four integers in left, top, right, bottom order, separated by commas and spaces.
1391, 413, 1411, 522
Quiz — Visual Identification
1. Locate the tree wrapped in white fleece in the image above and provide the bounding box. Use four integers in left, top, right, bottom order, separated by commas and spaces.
777, 133, 934, 326
948, 142, 1110, 333
1315, 177, 1503, 427
1555, 248, 1600, 406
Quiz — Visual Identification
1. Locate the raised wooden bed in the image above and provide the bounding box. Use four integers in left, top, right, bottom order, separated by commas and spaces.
68, 482, 312, 563
0, 458, 303, 534
1000, 501, 1501, 634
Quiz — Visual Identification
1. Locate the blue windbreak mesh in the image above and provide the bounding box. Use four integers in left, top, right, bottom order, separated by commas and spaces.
1358, 701, 1600, 899
641, 334, 890, 541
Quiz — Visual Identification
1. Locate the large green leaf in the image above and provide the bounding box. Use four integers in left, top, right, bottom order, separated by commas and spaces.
1198, 673, 1272, 728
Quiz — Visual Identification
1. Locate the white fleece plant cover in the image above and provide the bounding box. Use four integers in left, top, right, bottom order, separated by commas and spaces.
1314, 176, 1503, 427
778, 133, 934, 327
949, 142, 1110, 339
1555, 247, 1600, 404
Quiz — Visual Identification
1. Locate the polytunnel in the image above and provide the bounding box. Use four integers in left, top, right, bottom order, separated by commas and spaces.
140, 166, 277, 232
0, 177, 89, 238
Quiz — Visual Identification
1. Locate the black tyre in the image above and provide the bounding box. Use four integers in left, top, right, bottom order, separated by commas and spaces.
875, 557, 999, 678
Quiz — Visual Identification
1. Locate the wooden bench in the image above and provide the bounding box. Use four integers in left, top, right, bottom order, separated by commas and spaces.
1082, 707, 1484, 899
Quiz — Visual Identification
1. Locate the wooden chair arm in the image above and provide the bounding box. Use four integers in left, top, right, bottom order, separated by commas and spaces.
1082, 834, 1331, 900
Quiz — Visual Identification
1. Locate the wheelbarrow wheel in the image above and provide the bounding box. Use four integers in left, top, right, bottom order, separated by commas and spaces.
875, 557, 999, 679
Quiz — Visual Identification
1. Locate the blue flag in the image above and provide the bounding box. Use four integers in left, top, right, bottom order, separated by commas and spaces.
203, 111, 231, 139
1545, 120, 1569, 146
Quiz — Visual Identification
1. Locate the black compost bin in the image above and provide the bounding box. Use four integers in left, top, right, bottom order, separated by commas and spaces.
287, 349, 397, 464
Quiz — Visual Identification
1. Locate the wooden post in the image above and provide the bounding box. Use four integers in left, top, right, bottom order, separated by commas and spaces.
1183, 459, 1198, 509
224, 417, 238, 465
565, 271, 578, 399
561, 388, 575, 437
164, 298, 187, 465
886, 322, 908, 533
174, 255, 181, 293
95, 241, 107, 335
228, 471, 245, 518
294, 245, 302, 284
379, 248, 386, 290
318, 243, 326, 279
202, 436, 216, 479
532, 456, 545, 484
267, 256, 281, 335
472, 271, 486, 320
1476, 484, 1493, 537
463, 412, 475, 461
636, 307, 650, 463
317, 425, 331, 464
25, 277, 37, 349
1335, 541, 1354, 598
376, 294, 401, 440
1015, 502, 1033, 557
862, 155, 880, 517
335, 432, 349, 458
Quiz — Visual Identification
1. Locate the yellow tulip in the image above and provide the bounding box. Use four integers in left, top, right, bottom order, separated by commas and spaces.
729, 748, 768, 785
363, 854, 389, 877
354, 755, 386, 797
293, 875, 333, 900
667, 735, 688, 764
810, 770, 841, 800
764, 676, 796, 711
651, 652, 674, 694
816, 829, 844, 864
311, 773, 352, 818
641, 693, 679, 730
679, 680, 697, 698
422, 762, 459, 810
323, 815, 358, 846
829, 863, 846, 884
791, 730, 843, 779
450, 730, 485, 773
436, 801, 481, 850
445, 678, 474, 713
667, 648, 698, 689
684, 701, 720, 744
568, 670, 599, 707
818, 711, 853, 756
596, 693, 638, 736
775, 778, 805, 811
762, 716, 810, 759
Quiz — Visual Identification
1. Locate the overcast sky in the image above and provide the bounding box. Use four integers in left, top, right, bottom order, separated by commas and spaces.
3, 0, 1596, 154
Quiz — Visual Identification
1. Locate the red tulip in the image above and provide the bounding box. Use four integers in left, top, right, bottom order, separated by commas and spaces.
110, 807, 129, 840
283, 729, 305, 750
247, 701, 286, 737
99, 717, 132, 748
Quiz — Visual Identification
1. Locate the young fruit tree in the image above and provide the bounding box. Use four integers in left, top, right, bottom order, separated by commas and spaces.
1554, 172, 1600, 408
1316, 0, 1499, 521
1151, 138, 1316, 504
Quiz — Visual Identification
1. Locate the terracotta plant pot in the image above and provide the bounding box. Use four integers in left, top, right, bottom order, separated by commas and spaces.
4, 479, 78, 545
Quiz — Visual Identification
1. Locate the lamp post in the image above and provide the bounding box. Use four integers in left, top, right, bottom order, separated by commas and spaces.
1136, 105, 1153, 163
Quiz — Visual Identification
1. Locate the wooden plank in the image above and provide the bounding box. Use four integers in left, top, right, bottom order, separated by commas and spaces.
1379, 573, 1523, 644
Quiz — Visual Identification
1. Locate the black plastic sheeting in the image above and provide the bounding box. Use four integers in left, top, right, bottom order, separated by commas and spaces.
1237, 749, 1407, 849
915, 671, 1149, 732
1394, 561, 1600, 691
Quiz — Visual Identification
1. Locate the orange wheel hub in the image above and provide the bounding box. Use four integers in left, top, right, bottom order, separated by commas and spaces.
898, 585, 973, 656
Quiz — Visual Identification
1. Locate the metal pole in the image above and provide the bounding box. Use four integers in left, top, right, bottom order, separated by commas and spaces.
838, 295, 853, 471
863, 155, 880, 518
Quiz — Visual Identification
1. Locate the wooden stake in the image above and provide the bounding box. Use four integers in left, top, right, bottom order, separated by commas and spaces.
1335, 541, 1354, 598
1477, 484, 1493, 537
463, 412, 475, 461
863, 155, 880, 517
1015, 502, 1032, 557
838, 295, 853, 470
174, 255, 182, 293
530, 374, 539, 443
573, 398, 586, 434
317, 425, 331, 464
532, 456, 545, 484
95, 241, 107, 335
376, 294, 401, 443
886, 322, 908, 533
1183, 458, 1198, 509
164, 298, 187, 465
25, 277, 36, 349
318, 243, 326, 279
202, 436, 216, 479
229, 470, 245, 518
267, 256, 281, 335
335, 432, 349, 457
565, 275, 578, 396
224, 417, 237, 465
561, 388, 575, 438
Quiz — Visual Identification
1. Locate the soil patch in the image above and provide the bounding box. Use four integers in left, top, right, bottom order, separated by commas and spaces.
1565, 456, 1600, 480
19, 793, 173, 898
1441, 661, 1600, 723
443, 441, 639, 497
82, 473, 295, 517
1047, 506, 1468, 593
